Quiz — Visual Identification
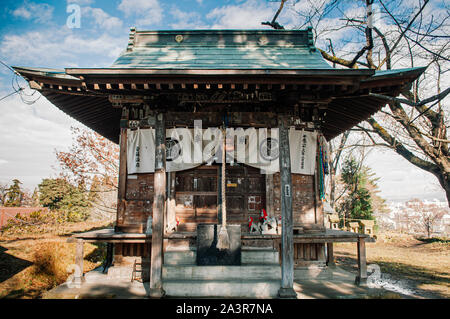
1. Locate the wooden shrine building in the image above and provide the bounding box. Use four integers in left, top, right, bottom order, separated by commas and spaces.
14, 28, 424, 298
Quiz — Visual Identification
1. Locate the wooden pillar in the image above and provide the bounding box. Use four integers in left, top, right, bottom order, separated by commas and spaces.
116, 115, 128, 229
75, 239, 84, 285
355, 237, 368, 286
326, 242, 336, 268
277, 115, 297, 299
149, 112, 166, 298
317, 243, 326, 262
114, 243, 123, 264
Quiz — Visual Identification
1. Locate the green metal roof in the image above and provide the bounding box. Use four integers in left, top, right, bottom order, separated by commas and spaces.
12, 27, 427, 143
111, 28, 332, 70
371, 67, 427, 79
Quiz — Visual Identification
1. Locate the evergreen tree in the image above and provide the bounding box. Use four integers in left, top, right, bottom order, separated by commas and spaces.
38, 178, 69, 210
5, 179, 24, 207
338, 157, 375, 226
38, 178, 90, 222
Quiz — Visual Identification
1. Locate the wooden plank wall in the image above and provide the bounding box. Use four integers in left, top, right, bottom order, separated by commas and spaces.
174, 165, 266, 233
175, 167, 218, 232
117, 170, 321, 233
270, 173, 318, 228
292, 175, 316, 226
117, 174, 154, 231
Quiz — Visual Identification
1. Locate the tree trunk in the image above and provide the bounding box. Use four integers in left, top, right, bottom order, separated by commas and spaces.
432, 169, 450, 208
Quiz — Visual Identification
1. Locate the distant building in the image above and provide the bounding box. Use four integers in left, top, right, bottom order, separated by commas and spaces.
378, 199, 450, 236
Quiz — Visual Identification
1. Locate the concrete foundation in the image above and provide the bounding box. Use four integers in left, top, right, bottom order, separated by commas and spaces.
44, 265, 391, 299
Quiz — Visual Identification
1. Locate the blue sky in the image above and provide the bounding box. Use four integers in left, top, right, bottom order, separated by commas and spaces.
0, 0, 447, 202
0, 0, 296, 69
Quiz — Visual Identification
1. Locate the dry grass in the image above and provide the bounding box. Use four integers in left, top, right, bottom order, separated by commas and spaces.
2, 221, 449, 299
334, 232, 450, 299
0, 220, 110, 299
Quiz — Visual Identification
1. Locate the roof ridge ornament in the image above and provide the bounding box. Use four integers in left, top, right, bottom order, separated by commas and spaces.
127, 27, 137, 52
258, 36, 269, 46
175, 34, 184, 43
307, 26, 316, 52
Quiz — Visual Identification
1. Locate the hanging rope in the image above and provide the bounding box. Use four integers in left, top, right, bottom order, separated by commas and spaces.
318, 141, 326, 200
216, 121, 230, 250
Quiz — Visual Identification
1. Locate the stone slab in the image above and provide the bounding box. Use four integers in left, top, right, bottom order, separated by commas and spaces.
162, 265, 281, 281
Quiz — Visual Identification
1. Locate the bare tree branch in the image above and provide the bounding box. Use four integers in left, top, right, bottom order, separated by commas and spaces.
262, 0, 286, 30
369, 87, 450, 108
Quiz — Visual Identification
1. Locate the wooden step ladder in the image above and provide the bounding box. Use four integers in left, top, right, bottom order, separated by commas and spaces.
131, 259, 142, 282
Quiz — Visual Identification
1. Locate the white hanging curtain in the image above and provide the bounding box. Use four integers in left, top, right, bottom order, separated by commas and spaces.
127, 128, 206, 173
166, 128, 204, 172
126, 127, 317, 175
233, 127, 280, 174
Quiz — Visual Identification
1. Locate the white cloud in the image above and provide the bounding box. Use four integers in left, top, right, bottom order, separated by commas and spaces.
365, 150, 447, 202
0, 92, 79, 190
118, 0, 163, 25
206, 0, 275, 29
83, 7, 124, 30
0, 28, 126, 67
0, 26, 127, 190
169, 8, 208, 29
12, 1, 54, 23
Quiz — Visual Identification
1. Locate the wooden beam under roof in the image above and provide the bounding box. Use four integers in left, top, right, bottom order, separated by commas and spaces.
76, 75, 363, 87
13, 65, 426, 144
66, 67, 375, 77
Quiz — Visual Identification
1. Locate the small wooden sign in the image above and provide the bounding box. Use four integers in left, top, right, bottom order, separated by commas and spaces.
227, 183, 237, 187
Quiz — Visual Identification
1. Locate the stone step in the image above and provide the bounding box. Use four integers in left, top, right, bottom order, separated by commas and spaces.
163, 265, 281, 281
241, 249, 279, 265
84, 267, 108, 283
163, 279, 281, 298
107, 266, 133, 281
164, 248, 279, 265
164, 249, 196, 265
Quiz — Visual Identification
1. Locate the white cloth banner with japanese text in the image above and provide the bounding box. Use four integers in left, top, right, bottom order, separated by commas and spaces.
289, 128, 317, 175
126, 128, 317, 175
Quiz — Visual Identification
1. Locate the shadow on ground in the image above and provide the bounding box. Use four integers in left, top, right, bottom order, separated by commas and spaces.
415, 237, 450, 244
0, 245, 32, 284
44, 281, 150, 299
